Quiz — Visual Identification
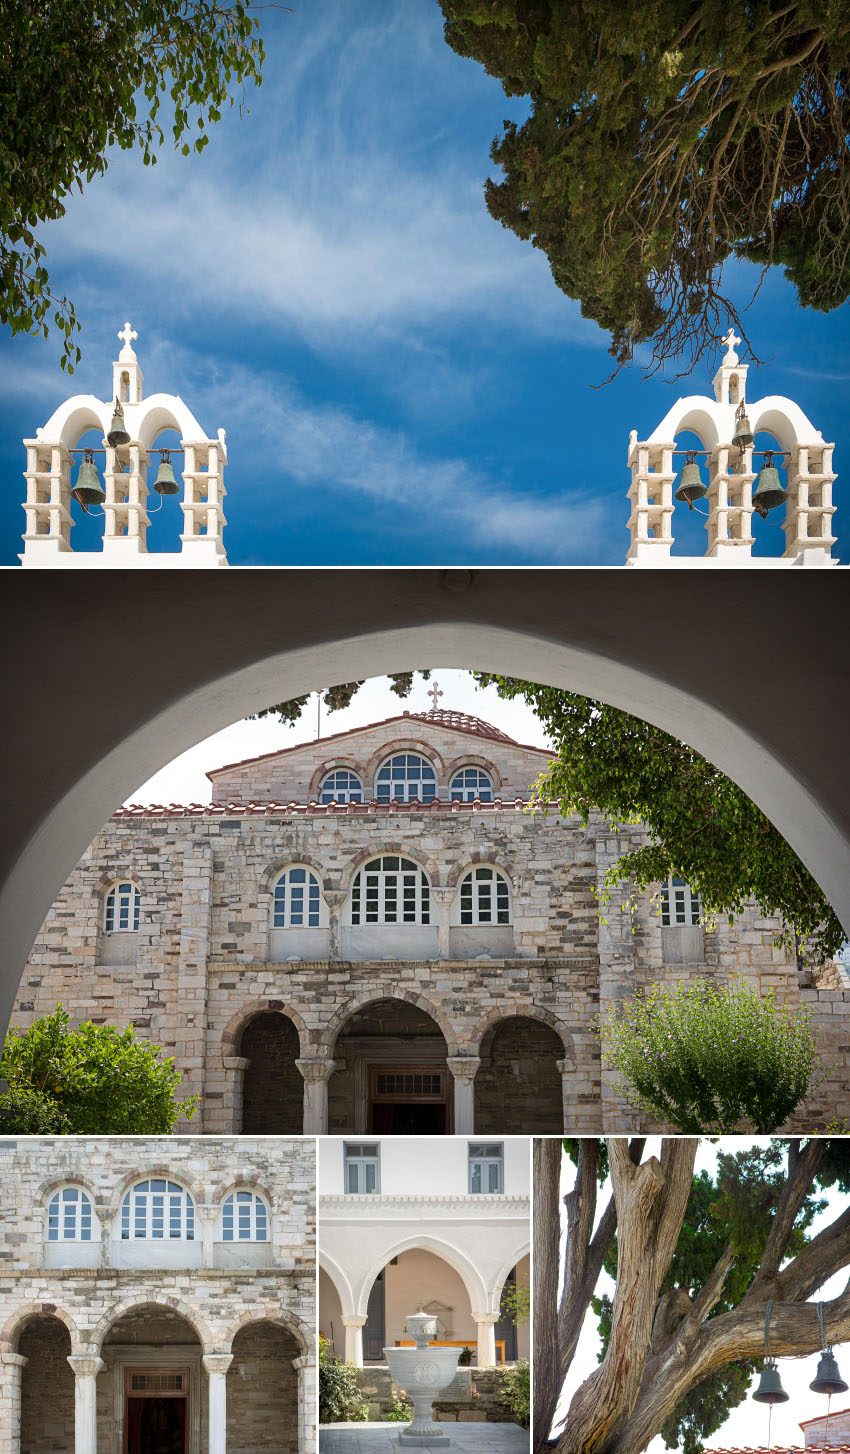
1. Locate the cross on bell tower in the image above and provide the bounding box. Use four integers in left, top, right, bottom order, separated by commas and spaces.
427, 681, 443, 711
113, 320, 144, 406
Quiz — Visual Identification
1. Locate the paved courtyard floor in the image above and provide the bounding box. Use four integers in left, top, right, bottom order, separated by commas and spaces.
319, 1422, 529, 1452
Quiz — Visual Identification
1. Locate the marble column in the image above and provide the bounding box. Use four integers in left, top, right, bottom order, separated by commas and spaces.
292, 1354, 316, 1453
473, 1314, 498, 1369
296, 1058, 336, 1134
203, 1354, 233, 1454
341, 1315, 367, 1367
67, 1356, 104, 1454
0, 1352, 27, 1454
222, 1055, 250, 1134
198, 1205, 218, 1268
446, 1056, 480, 1135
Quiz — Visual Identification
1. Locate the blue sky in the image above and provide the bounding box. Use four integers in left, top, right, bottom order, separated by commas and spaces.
1, 0, 848, 566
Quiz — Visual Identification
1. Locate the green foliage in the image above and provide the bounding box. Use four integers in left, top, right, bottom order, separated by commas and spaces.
318, 1336, 366, 1424
472, 674, 843, 964
1, 1006, 198, 1133
384, 1394, 414, 1422
591, 1139, 833, 1452
599, 978, 820, 1133
0, 1082, 72, 1133
499, 1358, 530, 1427
458, 1345, 474, 1365
252, 672, 433, 730
500, 1279, 531, 1327
0, 1, 265, 368
440, 2, 850, 371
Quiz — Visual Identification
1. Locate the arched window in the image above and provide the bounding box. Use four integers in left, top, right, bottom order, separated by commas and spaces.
104, 880, 140, 932
221, 1190, 269, 1241
459, 867, 510, 925
351, 856, 430, 924
449, 767, 494, 802
319, 769, 362, 803
273, 867, 322, 928
660, 876, 701, 926
47, 1186, 94, 1241
375, 753, 437, 802
121, 1180, 195, 1241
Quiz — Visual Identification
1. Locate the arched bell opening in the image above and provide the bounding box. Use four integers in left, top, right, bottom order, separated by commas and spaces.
751, 426, 790, 554
474, 1017, 564, 1133
144, 424, 184, 554
100, 1304, 202, 1454
670, 426, 712, 555
238, 1010, 303, 1134
226, 1321, 300, 1454
68, 423, 110, 550
497, 1255, 531, 1363
19, 1313, 75, 1452
329, 998, 450, 1135
362, 1248, 477, 1365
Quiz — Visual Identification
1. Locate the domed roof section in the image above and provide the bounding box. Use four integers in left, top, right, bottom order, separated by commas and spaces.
409, 708, 517, 744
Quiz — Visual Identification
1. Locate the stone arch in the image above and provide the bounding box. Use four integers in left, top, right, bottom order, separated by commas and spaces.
236, 1008, 305, 1134
221, 999, 308, 1058
444, 753, 504, 794
322, 989, 458, 1058
91, 1296, 215, 1356
308, 757, 365, 799
226, 1316, 303, 1453
342, 841, 441, 888
2, 1302, 81, 1354
210, 1176, 274, 1208
225, 1306, 311, 1355
474, 1011, 572, 1134
446, 854, 516, 892
356, 1235, 488, 1319
106, 1165, 206, 1223
469, 1005, 574, 1060
260, 854, 333, 895
18, 1311, 76, 1454
364, 739, 445, 792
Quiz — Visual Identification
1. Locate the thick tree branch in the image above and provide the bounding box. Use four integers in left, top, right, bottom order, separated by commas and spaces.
752, 1137, 823, 1286
534, 1138, 562, 1454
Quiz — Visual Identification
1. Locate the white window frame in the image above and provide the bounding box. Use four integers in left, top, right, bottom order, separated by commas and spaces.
458, 866, 511, 925
468, 1143, 504, 1194
344, 1142, 381, 1194
120, 1180, 196, 1241
449, 767, 494, 802
319, 769, 363, 804
374, 752, 437, 803
350, 856, 430, 925
660, 876, 701, 926
221, 1190, 269, 1241
104, 880, 140, 933
272, 866, 323, 928
47, 1185, 94, 1242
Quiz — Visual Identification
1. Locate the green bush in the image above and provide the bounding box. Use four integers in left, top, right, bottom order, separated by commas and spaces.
318, 1336, 366, 1424
598, 978, 820, 1133
1, 1006, 198, 1134
500, 1359, 530, 1427
0, 1083, 71, 1133
384, 1393, 414, 1422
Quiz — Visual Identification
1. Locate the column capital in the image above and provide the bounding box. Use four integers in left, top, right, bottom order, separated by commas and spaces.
430, 885, 455, 904
223, 1055, 250, 1070
472, 1312, 499, 1326
295, 1057, 336, 1084
202, 1353, 234, 1376
196, 1204, 220, 1223
446, 1056, 481, 1081
556, 1057, 576, 1075
67, 1355, 105, 1378
340, 1315, 367, 1329
291, 1353, 312, 1370
0, 1351, 27, 1367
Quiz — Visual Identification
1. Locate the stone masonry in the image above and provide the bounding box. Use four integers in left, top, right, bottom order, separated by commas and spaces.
0, 1138, 316, 1454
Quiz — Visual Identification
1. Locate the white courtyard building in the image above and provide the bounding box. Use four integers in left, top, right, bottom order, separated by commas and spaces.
0, 1138, 315, 1454
11, 703, 850, 1134
318, 1137, 530, 1372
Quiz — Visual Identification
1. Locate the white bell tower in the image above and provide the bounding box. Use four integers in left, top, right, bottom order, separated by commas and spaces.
20, 323, 229, 567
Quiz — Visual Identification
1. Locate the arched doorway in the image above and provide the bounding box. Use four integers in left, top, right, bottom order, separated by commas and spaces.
329, 999, 450, 1134
362, 1248, 476, 1364
19, 1313, 74, 1451
100, 1305, 201, 1454
475, 1017, 564, 1133
239, 1011, 303, 1134
227, 1321, 300, 1453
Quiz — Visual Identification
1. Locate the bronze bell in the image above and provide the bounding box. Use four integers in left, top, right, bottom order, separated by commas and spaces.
752, 1362, 789, 1405
810, 1349, 848, 1396
106, 398, 130, 448
674, 452, 707, 510
154, 450, 180, 495
732, 410, 754, 449
72, 449, 105, 507
752, 453, 786, 517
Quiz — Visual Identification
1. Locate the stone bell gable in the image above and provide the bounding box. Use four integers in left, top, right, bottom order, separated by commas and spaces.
205, 708, 554, 804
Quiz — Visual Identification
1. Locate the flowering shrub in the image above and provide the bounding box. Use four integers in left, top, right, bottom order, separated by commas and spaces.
318, 1336, 366, 1423
598, 978, 820, 1132
500, 1360, 530, 1426
384, 1392, 414, 1422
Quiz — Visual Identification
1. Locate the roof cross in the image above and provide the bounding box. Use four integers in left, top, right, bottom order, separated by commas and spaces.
118, 321, 138, 350
722, 326, 741, 362
427, 680, 443, 711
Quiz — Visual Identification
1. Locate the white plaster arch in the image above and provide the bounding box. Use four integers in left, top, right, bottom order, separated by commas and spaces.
647, 398, 723, 448
2, 575, 848, 1042
134, 394, 206, 450
355, 1235, 489, 1320
319, 1250, 357, 1319
492, 1242, 532, 1308
38, 397, 109, 448
748, 397, 825, 452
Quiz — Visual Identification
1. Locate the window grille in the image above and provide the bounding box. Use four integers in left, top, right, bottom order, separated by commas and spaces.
468, 1142, 504, 1194
47, 1186, 93, 1241
221, 1190, 268, 1241
121, 1180, 195, 1240
449, 767, 493, 802
104, 881, 140, 932
344, 1143, 380, 1194
660, 876, 701, 926
273, 867, 321, 928
351, 856, 430, 924
375, 753, 437, 802
459, 867, 510, 925
319, 769, 362, 804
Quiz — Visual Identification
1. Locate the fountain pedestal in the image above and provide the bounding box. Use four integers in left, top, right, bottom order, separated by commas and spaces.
384, 1311, 462, 1447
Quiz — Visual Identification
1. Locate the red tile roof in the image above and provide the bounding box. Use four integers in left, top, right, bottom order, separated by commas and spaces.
114, 797, 539, 819
705, 1447, 850, 1453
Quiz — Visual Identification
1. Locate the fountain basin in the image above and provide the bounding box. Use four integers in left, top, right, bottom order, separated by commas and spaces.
384, 1316, 462, 1447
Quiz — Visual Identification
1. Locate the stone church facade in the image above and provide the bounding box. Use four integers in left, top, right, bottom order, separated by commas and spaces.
0, 1138, 316, 1454
11, 708, 850, 1133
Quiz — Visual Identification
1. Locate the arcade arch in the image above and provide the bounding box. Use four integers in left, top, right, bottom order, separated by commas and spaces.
327, 997, 452, 1135
474, 1016, 566, 1134
237, 1010, 303, 1135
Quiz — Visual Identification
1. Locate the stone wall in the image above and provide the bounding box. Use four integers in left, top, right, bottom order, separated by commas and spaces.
352, 1365, 522, 1423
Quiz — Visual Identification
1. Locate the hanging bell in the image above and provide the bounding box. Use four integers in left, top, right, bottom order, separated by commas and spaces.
752, 453, 786, 518
810, 1349, 849, 1396
732, 410, 754, 449
71, 449, 105, 507
752, 1361, 789, 1405
153, 450, 180, 495
674, 452, 707, 510
106, 398, 130, 448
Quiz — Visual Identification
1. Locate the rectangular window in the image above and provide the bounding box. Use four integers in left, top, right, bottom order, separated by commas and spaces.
344, 1142, 380, 1194
469, 1142, 504, 1194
